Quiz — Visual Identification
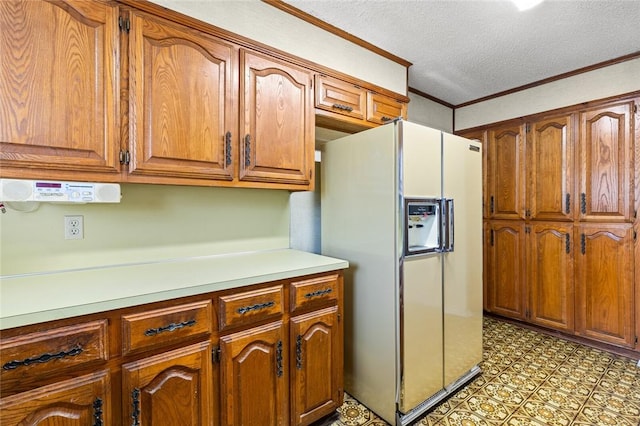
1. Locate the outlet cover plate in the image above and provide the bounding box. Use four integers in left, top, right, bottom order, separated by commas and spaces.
64, 215, 84, 240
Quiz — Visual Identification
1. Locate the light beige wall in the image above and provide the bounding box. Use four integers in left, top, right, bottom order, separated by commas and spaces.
455, 57, 640, 130
150, 0, 407, 95
0, 184, 290, 276
407, 92, 453, 132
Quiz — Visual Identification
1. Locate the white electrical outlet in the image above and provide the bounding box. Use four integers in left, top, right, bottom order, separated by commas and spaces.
64, 215, 84, 240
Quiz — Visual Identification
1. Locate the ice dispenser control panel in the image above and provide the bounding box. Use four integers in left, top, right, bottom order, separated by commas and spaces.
405, 198, 441, 255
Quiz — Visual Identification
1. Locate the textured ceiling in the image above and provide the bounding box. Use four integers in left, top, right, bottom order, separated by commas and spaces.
282, 0, 640, 106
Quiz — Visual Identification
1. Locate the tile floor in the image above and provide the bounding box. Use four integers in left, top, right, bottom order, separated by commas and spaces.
330, 317, 640, 426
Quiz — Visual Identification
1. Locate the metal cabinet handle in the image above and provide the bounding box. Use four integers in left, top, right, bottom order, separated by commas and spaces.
565, 193, 571, 214
332, 103, 354, 112
2, 346, 83, 370
580, 193, 586, 214
237, 301, 275, 315
296, 335, 303, 369
93, 398, 104, 426
304, 288, 333, 298
565, 233, 570, 254
581, 233, 586, 254
276, 340, 283, 377
144, 319, 196, 336
244, 134, 251, 167
225, 131, 232, 167
131, 388, 141, 426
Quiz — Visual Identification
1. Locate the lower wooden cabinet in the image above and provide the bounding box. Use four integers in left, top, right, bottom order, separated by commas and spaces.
0, 370, 111, 426
486, 221, 526, 319
485, 219, 636, 350
576, 224, 635, 348
220, 321, 288, 426
528, 222, 575, 333
290, 306, 342, 426
0, 270, 344, 425
122, 341, 214, 425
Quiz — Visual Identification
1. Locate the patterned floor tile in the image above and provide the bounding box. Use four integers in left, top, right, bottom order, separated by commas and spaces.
326, 317, 640, 426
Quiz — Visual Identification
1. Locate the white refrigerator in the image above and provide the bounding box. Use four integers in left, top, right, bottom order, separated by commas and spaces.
321, 120, 483, 425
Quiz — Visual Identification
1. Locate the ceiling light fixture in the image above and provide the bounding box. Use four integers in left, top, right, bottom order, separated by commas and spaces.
511, 0, 544, 11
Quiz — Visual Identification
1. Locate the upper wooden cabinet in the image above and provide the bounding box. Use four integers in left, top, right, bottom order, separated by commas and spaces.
578, 101, 634, 222
239, 50, 315, 188
126, 10, 237, 182
0, 0, 121, 179
528, 114, 574, 221
487, 124, 526, 220
315, 74, 407, 133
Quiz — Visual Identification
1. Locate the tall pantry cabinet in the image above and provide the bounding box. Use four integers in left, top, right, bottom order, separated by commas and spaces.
462, 95, 639, 351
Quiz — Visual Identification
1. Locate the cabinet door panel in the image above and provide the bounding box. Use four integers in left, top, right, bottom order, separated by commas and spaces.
220, 321, 287, 426
578, 102, 633, 221
576, 224, 634, 347
488, 125, 526, 219
487, 221, 526, 319
122, 341, 213, 426
240, 50, 314, 188
528, 223, 574, 332
128, 11, 236, 181
529, 115, 574, 220
0, 371, 110, 426
0, 0, 120, 177
290, 306, 341, 426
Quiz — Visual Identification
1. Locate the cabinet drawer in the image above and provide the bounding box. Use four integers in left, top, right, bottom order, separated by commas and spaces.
367, 92, 406, 125
219, 285, 283, 331
121, 300, 213, 355
315, 75, 365, 120
290, 274, 339, 313
0, 320, 108, 386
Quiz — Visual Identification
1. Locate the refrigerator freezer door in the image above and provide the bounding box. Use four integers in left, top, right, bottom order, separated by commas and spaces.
399, 254, 443, 414
442, 133, 483, 386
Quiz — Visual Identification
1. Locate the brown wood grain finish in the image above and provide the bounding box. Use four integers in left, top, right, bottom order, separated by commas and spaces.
127, 9, 238, 181
121, 300, 213, 355
219, 284, 284, 331
0, 370, 111, 426
239, 50, 314, 187
0, 0, 120, 175
122, 340, 213, 425
487, 221, 526, 319
528, 222, 575, 332
0, 320, 108, 391
488, 124, 526, 220
220, 321, 288, 426
290, 273, 339, 313
578, 101, 633, 221
528, 115, 574, 221
315, 75, 366, 120
479, 95, 638, 351
290, 306, 341, 426
576, 224, 634, 348
366, 91, 406, 125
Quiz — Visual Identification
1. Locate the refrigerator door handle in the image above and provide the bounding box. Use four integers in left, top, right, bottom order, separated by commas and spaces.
443, 199, 454, 252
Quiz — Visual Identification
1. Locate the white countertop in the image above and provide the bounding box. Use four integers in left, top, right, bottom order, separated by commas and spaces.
0, 249, 349, 330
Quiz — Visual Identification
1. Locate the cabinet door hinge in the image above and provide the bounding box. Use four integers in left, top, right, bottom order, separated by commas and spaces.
634, 104, 638, 114
634, 230, 637, 241
635, 336, 638, 344
119, 150, 130, 165
525, 123, 531, 133
212, 346, 220, 363
490, 229, 494, 246
525, 226, 531, 234
118, 16, 130, 33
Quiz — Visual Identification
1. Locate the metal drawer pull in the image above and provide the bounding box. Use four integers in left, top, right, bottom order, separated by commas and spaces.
237, 301, 275, 315
304, 288, 333, 298
144, 319, 196, 336
2, 345, 83, 370
332, 103, 353, 112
